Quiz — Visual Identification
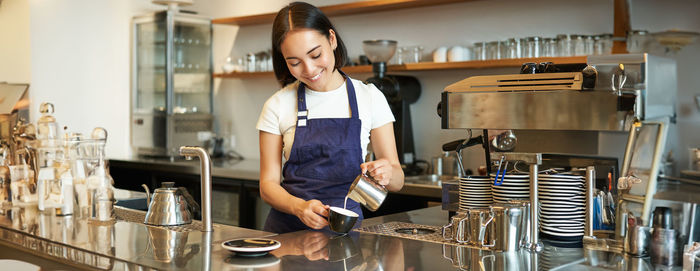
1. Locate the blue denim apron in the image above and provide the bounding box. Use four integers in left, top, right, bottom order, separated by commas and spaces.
264, 72, 364, 233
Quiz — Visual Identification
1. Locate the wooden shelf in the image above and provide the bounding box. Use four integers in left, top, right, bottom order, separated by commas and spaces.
212, 0, 473, 26
213, 56, 588, 78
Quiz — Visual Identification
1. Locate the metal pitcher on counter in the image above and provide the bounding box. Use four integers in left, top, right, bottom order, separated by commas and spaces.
143, 182, 200, 226
490, 203, 525, 252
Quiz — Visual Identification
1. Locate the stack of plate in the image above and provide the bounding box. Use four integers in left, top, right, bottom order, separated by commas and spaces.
458, 176, 492, 209
490, 174, 530, 203
538, 174, 586, 240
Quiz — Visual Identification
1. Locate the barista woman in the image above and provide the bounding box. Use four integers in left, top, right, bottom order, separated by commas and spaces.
256, 2, 404, 233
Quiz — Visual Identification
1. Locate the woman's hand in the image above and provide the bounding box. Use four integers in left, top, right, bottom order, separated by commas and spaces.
361, 158, 393, 186
294, 199, 330, 229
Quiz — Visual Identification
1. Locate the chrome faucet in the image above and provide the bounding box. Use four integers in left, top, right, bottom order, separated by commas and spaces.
178, 146, 213, 232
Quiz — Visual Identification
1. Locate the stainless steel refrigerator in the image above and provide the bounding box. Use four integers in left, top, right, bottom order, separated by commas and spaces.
131, 8, 213, 157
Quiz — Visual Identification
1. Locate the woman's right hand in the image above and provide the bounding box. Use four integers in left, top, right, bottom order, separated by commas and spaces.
294, 199, 330, 229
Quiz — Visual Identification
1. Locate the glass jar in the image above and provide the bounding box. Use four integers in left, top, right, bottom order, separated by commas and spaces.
411, 46, 424, 63
584, 35, 595, 55
525, 37, 542, 58
246, 53, 256, 73
557, 34, 572, 56
595, 34, 613, 55
519, 38, 528, 58
391, 47, 404, 65
571, 35, 586, 56
542, 38, 557, 57
627, 30, 650, 53
472, 42, 486, 60
402, 46, 423, 63
485, 41, 502, 60
506, 38, 521, 59
9, 164, 37, 206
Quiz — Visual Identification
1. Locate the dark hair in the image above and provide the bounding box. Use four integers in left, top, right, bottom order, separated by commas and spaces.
271, 2, 347, 87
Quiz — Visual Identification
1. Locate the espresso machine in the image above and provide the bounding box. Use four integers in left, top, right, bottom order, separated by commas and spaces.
439, 54, 681, 253
362, 40, 422, 175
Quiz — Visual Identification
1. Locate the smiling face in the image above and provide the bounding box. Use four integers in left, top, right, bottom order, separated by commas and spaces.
280, 29, 344, 92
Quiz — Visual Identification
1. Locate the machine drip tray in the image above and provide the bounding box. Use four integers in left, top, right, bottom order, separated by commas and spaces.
355, 222, 461, 246
394, 228, 436, 235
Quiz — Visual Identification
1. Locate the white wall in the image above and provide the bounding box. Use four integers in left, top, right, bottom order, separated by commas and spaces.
0, 0, 31, 83
15, 0, 700, 172
28, 0, 163, 157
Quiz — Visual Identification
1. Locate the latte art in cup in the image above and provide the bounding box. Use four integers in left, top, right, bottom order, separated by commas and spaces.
330, 207, 359, 217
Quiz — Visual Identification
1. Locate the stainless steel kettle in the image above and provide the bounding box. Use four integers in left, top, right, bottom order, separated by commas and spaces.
143, 182, 200, 226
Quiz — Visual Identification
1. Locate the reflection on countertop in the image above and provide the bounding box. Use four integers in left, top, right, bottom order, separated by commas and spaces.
0, 204, 273, 270
0, 204, 671, 270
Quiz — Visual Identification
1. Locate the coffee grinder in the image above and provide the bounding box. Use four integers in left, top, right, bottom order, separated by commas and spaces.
361, 40, 422, 175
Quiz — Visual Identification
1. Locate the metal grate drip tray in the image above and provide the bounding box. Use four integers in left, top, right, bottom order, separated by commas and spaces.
355, 222, 466, 247
114, 206, 214, 232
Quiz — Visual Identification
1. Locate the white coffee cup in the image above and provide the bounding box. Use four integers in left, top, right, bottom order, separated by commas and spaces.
447, 46, 465, 62
433, 47, 447, 63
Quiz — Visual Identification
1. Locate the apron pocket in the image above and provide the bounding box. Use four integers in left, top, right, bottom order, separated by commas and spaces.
295, 144, 360, 181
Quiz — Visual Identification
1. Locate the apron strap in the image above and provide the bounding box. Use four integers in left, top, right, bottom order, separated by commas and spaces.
295, 82, 308, 127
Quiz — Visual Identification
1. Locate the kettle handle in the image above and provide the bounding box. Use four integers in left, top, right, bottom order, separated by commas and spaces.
141, 184, 151, 206
177, 187, 201, 217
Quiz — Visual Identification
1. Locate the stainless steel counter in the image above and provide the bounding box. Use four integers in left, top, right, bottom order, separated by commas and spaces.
0, 205, 274, 270
0, 202, 673, 270
108, 155, 444, 198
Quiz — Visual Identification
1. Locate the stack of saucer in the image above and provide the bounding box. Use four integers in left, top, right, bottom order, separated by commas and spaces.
538, 174, 586, 240
458, 176, 492, 209
490, 174, 530, 203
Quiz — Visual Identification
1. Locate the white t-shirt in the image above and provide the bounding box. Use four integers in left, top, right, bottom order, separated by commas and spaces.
256, 78, 395, 162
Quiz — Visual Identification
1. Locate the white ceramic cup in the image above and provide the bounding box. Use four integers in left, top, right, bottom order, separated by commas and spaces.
448, 46, 466, 62
433, 47, 447, 63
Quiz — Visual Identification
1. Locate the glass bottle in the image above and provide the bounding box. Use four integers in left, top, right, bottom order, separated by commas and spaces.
68, 133, 89, 218
37, 102, 59, 142
85, 128, 114, 221
0, 142, 11, 207
56, 136, 74, 216
36, 102, 63, 213
36, 140, 64, 212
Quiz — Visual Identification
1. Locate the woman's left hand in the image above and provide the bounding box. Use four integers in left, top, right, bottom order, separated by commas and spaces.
361, 158, 393, 186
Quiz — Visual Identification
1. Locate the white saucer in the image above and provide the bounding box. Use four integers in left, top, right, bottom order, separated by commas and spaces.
537, 181, 584, 187
541, 226, 584, 233
538, 174, 585, 179
496, 175, 530, 179
222, 238, 281, 257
